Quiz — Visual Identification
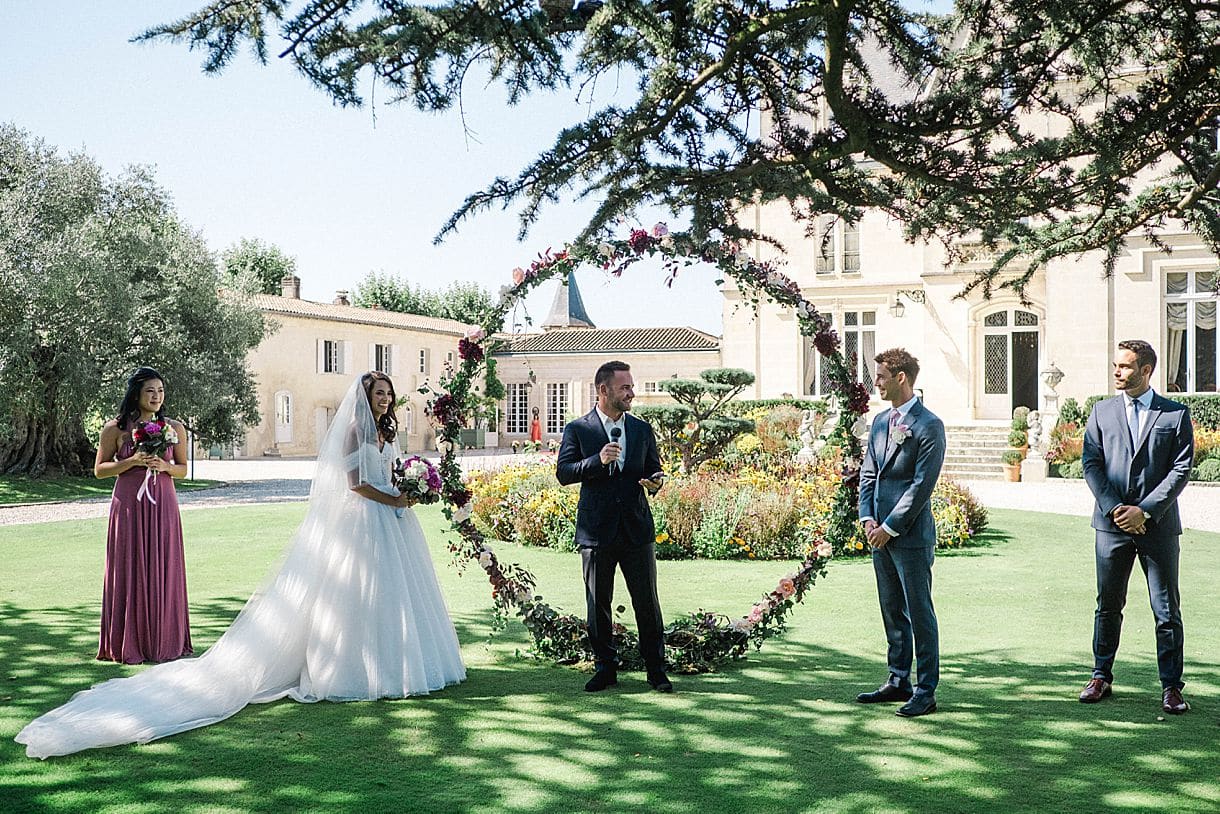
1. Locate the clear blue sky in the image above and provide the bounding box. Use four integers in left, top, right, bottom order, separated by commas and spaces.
1, 2, 950, 335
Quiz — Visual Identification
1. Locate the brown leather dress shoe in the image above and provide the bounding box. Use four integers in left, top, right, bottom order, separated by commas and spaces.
1078, 678, 1112, 703
1162, 687, 1189, 714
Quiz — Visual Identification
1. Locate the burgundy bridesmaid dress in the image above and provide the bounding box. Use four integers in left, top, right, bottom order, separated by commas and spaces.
97, 439, 193, 664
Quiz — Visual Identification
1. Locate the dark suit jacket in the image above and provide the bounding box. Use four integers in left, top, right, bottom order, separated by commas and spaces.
1082, 392, 1193, 539
556, 409, 662, 547
857, 400, 947, 549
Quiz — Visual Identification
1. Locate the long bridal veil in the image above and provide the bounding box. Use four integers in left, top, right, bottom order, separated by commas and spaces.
16, 376, 464, 759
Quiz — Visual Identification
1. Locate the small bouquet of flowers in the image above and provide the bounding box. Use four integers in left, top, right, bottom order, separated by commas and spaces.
131, 419, 179, 503
132, 419, 179, 457
392, 455, 443, 511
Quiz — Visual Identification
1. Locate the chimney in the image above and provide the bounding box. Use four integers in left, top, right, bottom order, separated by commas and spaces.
334, 290, 351, 306
280, 274, 301, 299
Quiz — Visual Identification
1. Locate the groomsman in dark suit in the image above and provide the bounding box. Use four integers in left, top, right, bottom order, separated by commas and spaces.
556, 360, 671, 693
1079, 340, 1194, 713
857, 348, 946, 717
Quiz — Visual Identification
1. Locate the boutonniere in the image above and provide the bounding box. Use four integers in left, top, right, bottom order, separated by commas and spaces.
892, 423, 913, 445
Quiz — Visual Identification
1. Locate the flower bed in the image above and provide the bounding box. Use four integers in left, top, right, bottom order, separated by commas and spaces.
468, 458, 989, 559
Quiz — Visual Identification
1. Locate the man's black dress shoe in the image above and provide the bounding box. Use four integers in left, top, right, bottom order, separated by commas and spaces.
895, 693, 937, 717
856, 681, 913, 704
584, 670, 618, 692
646, 671, 674, 693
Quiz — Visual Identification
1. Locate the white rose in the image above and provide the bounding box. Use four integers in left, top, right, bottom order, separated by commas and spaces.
452, 504, 471, 523
659, 234, 675, 250
598, 242, 615, 258
478, 551, 493, 568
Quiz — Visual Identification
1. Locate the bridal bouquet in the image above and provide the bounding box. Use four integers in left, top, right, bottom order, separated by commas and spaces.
392, 455, 443, 505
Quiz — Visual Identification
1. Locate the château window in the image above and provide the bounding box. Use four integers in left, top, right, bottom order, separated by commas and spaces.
1165, 270, 1218, 393
815, 216, 861, 274
804, 311, 876, 396
506, 383, 529, 434
546, 383, 569, 434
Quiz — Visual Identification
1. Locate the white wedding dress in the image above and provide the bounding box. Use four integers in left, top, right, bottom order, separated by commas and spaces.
16, 378, 465, 759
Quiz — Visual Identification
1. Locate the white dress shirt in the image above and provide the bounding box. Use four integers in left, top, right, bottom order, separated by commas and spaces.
595, 405, 627, 469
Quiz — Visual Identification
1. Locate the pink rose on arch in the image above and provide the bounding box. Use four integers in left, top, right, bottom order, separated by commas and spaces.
777, 577, 796, 599
464, 326, 486, 342
512, 268, 525, 285
747, 605, 765, 624
652, 222, 669, 237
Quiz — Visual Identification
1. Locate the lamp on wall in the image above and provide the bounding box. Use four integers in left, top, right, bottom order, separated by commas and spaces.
888, 289, 926, 318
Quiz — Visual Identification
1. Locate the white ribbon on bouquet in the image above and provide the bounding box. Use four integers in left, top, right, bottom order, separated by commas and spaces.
136, 466, 158, 504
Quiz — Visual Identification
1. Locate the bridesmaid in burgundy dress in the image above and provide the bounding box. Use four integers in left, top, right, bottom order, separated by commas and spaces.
93, 367, 193, 664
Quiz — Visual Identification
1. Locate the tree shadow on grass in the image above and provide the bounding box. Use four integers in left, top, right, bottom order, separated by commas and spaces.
3, 598, 1218, 814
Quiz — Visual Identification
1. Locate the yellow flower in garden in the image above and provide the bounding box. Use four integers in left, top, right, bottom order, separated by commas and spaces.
656, 532, 669, 544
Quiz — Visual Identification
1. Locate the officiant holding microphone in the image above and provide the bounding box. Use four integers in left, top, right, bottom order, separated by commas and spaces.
557, 360, 671, 694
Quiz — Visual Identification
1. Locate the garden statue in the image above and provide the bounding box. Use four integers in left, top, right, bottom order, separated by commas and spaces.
1025, 410, 1043, 458
1021, 410, 1049, 482
796, 408, 819, 462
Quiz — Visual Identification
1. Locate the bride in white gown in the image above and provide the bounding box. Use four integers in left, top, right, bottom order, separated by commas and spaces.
17, 372, 466, 759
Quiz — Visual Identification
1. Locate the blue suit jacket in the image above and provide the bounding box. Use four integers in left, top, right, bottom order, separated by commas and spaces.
1081, 392, 1193, 538
556, 409, 662, 547
857, 400, 947, 548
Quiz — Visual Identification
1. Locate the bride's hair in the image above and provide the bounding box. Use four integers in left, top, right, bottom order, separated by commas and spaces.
361, 371, 398, 443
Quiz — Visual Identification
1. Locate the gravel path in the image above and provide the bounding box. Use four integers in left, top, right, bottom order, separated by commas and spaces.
3, 456, 1217, 533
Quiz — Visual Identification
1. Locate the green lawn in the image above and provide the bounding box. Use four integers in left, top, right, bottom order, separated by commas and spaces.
1, 506, 1217, 814
0, 476, 221, 505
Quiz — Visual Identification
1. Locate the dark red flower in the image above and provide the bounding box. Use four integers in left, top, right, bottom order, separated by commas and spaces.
458, 337, 484, 363
813, 329, 840, 356
627, 229, 653, 253
847, 382, 871, 414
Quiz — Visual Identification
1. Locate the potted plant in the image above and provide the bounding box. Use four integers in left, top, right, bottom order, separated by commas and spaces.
1008, 427, 1030, 454
1001, 448, 1024, 482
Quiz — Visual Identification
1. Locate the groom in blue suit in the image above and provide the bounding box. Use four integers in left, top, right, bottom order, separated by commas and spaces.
1079, 340, 1194, 713
857, 348, 946, 717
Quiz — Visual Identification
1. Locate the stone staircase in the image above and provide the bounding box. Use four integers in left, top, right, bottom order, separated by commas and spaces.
941, 424, 1011, 481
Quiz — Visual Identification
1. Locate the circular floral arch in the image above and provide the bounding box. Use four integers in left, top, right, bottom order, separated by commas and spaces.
427, 225, 869, 672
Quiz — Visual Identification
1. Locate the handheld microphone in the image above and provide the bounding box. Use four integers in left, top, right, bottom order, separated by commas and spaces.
609, 427, 621, 472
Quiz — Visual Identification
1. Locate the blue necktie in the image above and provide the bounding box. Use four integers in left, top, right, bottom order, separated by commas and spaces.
1127, 399, 1141, 449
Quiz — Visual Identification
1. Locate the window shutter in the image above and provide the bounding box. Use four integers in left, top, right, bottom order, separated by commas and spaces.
316, 339, 325, 374
391, 344, 400, 377
342, 340, 353, 375
368, 343, 376, 372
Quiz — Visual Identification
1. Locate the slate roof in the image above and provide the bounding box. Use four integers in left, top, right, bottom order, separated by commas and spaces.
252, 294, 474, 336
542, 275, 596, 329
496, 326, 720, 355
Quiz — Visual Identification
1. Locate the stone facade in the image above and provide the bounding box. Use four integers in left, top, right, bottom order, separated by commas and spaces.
239, 279, 474, 457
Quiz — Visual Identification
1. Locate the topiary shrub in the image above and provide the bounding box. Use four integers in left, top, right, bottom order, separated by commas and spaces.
1062, 459, 1085, 479
1002, 449, 1024, 466
1191, 458, 1220, 482
1058, 397, 1083, 426
1008, 428, 1030, 447
1084, 395, 1106, 417
1012, 406, 1030, 430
